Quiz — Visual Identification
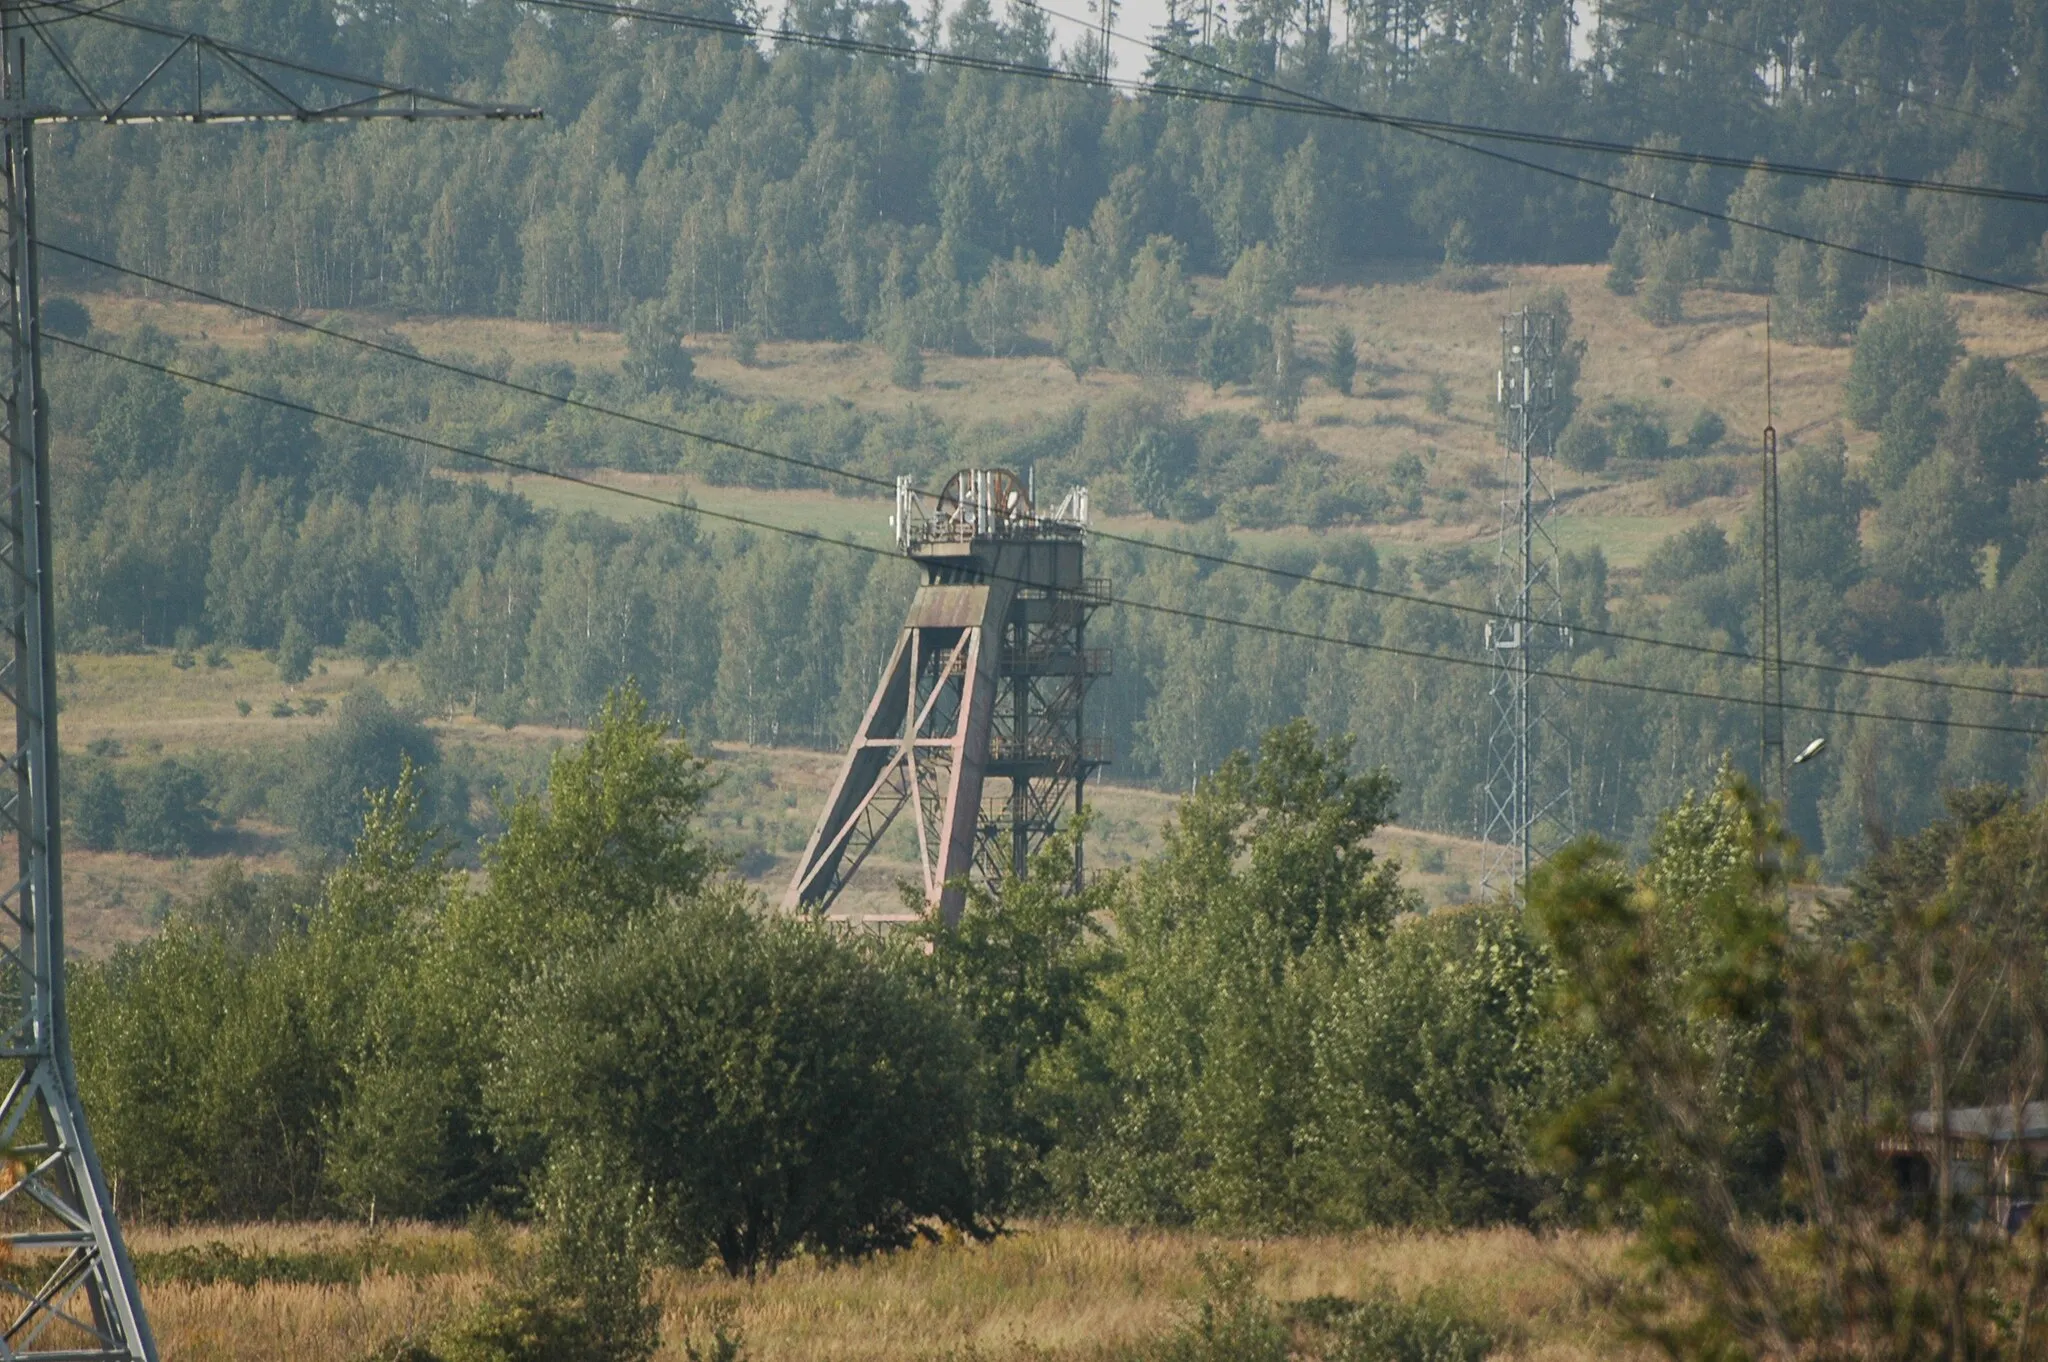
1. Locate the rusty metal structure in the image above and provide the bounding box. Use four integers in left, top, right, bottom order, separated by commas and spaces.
785, 470, 1107, 925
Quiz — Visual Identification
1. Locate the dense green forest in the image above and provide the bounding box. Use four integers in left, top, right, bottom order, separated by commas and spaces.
37, 0, 2048, 324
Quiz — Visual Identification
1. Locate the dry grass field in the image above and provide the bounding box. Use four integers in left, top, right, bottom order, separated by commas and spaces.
123, 1219, 1642, 1362
50, 644, 1492, 949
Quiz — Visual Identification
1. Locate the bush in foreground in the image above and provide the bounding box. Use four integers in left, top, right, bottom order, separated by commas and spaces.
495, 890, 985, 1276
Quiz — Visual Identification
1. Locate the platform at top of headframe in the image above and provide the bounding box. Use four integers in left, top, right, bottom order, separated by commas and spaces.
895, 468, 1090, 590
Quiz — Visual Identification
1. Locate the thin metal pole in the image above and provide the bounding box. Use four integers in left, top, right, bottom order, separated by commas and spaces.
1760, 303, 1784, 804
1514, 312, 1530, 884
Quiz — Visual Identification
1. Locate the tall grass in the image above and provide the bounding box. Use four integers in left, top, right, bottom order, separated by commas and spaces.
125, 1221, 1640, 1361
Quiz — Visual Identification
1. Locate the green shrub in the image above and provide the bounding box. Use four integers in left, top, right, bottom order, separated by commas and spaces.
73, 765, 126, 851
1642, 522, 1733, 593
1124, 1258, 1288, 1362
345, 620, 393, 668
1656, 455, 1743, 507
888, 327, 924, 390
1425, 374, 1452, 416
1557, 416, 1611, 472
277, 616, 315, 684
1292, 1289, 1496, 1362
278, 687, 442, 854
494, 888, 983, 1276
1686, 407, 1727, 451
122, 759, 212, 856
1328, 325, 1358, 396
1604, 400, 1670, 460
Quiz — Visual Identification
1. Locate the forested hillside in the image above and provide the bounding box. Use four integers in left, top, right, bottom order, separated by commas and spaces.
33, 0, 2048, 878
40, 0, 2048, 324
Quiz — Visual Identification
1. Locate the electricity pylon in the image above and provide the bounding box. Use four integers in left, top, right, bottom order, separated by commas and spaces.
0, 7, 533, 1357
1479, 307, 1573, 894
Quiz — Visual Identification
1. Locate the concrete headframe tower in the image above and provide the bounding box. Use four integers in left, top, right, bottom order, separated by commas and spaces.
786, 470, 1107, 924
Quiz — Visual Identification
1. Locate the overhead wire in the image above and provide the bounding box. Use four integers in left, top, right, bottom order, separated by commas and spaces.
45, 331, 2048, 741
508, 0, 2048, 208
48, 237, 2048, 710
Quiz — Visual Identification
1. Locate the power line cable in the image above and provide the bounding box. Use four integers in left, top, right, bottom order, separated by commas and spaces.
47, 331, 2048, 740
508, 0, 2048, 207
49, 238, 2048, 709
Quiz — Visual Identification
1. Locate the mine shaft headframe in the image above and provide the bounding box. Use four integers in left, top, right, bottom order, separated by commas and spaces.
791, 468, 1106, 928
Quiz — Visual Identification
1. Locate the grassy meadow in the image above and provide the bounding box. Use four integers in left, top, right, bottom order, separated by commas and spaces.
125, 1219, 1641, 1362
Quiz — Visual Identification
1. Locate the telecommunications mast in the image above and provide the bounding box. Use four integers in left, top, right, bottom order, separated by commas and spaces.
0, 7, 534, 1356
1479, 307, 1574, 893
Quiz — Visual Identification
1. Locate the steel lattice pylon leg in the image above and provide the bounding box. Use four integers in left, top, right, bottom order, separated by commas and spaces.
0, 25, 155, 1361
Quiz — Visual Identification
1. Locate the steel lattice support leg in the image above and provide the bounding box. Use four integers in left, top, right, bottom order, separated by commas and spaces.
787, 574, 1017, 925
0, 31, 156, 1360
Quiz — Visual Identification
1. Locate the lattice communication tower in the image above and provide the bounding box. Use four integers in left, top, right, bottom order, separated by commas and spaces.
1479, 308, 1575, 892
786, 470, 1108, 926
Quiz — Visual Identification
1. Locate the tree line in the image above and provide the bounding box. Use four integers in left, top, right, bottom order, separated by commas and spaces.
72, 696, 2048, 1359
36, 0, 2048, 381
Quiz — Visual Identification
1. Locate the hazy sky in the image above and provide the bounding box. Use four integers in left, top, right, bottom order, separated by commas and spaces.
1036, 0, 1176, 73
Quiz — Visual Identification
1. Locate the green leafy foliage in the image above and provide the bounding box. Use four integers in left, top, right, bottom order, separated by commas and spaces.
1642, 522, 1731, 593
1122, 1258, 1497, 1362
278, 688, 446, 854
496, 891, 983, 1275
1536, 771, 2048, 1358
123, 759, 214, 856
1327, 325, 1357, 397
1062, 722, 1438, 1227
1849, 291, 1960, 492
72, 765, 126, 851
916, 831, 1116, 1213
